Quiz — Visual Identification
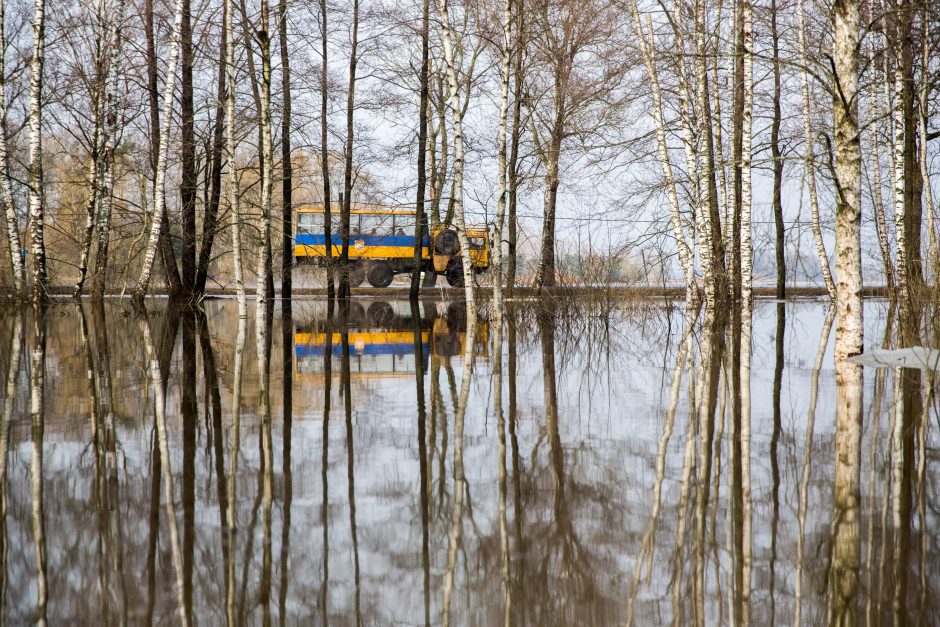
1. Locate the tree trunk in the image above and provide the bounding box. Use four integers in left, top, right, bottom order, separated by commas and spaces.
340, 0, 360, 298
179, 0, 196, 293
257, 0, 274, 306
797, 0, 835, 299
830, 0, 863, 620
534, 105, 563, 289
693, 0, 726, 302
770, 0, 785, 298
194, 3, 228, 296
730, 0, 745, 299
319, 0, 334, 298
411, 0, 431, 296
506, 1, 524, 298
629, 4, 694, 293
28, 0, 48, 304
278, 0, 292, 298
134, 0, 188, 301
918, 6, 938, 283
867, 26, 894, 292
91, 0, 129, 301
0, 0, 25, 295
436, 0, 475, 307
492, 0, 511, 303
225, 0, 246, 313
144, 0, 182, 296
74, 30, 103, 299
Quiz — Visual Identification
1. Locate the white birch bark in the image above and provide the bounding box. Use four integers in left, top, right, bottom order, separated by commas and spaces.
224, 0, 245, 312
91, 0, 128, 296
890, 34, 907, 301
866, 32, 894, 289
797, 0, 836, 298
693, 0, 718, 302
0, 2, 24, 295
630, 5, 695, 293
830, 0, 864, 620
436, 0, 475, 308
739, 0, 753, 618
28, 0, 48, 302
257, 0, 273, 304
133, 0, 188, 300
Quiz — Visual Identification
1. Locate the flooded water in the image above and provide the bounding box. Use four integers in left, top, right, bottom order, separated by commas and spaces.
0, 296, 937, 625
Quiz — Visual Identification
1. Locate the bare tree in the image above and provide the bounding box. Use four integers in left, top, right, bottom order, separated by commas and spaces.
28, 0, 48, 303
797, 0, 835, 298
133, 0, 188, 301
279, 0, 293, 298
0, 0, 24, 296
526, 0, 625, 288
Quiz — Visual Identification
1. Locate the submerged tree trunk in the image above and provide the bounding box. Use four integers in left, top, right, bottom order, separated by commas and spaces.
28, 0, 48, 304
74, 16, 104, 300
492, 0, 512, 302
506, 2, 524, 298
278, 0, 293, 298
224, 0, 245, 311
134, 0, 187, 301
830, 0, 863, 621
340, 0, 360, 297
143, 0, 182, 297
319, 0, 334, 298
256, 0, 274, 306
693, 0, 726, 303
410, 0, 431, 296
91, 0, 128, 301
194, 4, 228, 296
630, 2, 694, 293
867, 28, 894, 292
0, 0, 24, 295
179, 0, 196, 293
770, 0, 784, 298
797, 0, 835, 299
437, 0, 475, 307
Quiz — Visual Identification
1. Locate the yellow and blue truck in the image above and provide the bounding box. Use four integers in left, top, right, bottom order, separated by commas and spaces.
294, 204, 490, 287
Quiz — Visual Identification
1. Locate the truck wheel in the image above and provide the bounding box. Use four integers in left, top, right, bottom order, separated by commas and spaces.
446, 261, 464, 287
368, 262, 394, 288
348, 264, 365, 287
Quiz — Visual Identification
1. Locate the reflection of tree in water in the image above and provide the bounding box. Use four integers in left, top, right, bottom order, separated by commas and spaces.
0, 297, 937, 623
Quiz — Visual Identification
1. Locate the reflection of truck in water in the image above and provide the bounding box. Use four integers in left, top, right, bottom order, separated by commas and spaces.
294, 300, 487, 378
293, 204, 490, 287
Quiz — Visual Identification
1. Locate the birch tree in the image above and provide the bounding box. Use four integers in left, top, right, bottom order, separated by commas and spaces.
225, 0, 246, 311
256, 0, 274, 305
28, 0, 48, 303
133, 0, 188, 301
0, 0, 24, 296
797, 0, 835, 299
629, 1, 695, 296
829, 0, 863, 619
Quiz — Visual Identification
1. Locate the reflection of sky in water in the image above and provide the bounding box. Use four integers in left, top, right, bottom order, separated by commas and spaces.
0, 298, 936, 625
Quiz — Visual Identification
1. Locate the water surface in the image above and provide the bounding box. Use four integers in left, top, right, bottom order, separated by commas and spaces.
0, 296, 936, 624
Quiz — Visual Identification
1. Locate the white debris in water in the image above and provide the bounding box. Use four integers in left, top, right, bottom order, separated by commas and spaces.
847, 347, 940, 370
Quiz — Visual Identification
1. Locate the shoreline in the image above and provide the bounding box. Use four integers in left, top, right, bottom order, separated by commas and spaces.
2, 284, 894, 300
